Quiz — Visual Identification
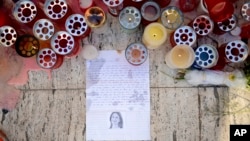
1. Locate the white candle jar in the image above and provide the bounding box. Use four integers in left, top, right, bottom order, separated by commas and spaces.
241, 2, 250, 21
224, 40, 249, 63
37, 48, 58, 69
119, 6, 141, 33
171, 25, 197, 47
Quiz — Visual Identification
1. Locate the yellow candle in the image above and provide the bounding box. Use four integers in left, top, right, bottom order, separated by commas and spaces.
142, 22, 167, 49
165, 44, 195, 69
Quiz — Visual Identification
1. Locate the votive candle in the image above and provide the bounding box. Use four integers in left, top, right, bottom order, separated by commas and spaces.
142, 22, 167, 49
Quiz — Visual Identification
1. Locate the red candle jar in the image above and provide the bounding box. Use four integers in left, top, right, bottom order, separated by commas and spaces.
0, 130, 8, 141
240, 23, 250, 39
102, 0, 124, 17
125, 42, 148, 65
37, 48, 64, 69
179, 0, 199, 12
50, 31, 77, 57
213, 14, 237, 35
0, 26, 18, 48
33, 19, 55, 41
203, 0, 234, 22
154, 0, 171, 8
170, 25, 197, 47
65, 14, 91, 39
15, 34, 40, 57
241, 2, 250, 21
192, 15, 214, 36
223, 40, 249, 63
12, 0, 47, 27
43, 0, 73, 25
140, 1, 160, 26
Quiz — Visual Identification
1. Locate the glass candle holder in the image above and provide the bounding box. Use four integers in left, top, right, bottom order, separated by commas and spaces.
165, 44, 195, 69
50, 31, 75, 56
194, 44, 218, 69
65, 14, 91, 38
154, 0, 171, 8
33, 19, 55, 41
224, 40, 248, 63
15, 34, 40, 57
102, 0, 124, 17
119, 6, 141, 33
204, 0, 234, 22
125, 42, 148, 65
213, 14, 237, 35
140, 1, 160, 25
142, 22, 167, 49
241, 2, 250, 21
37, 48, 64, 69
161, 6, 184, 31
179, 0, 199, 12
85, 6, 106, 28
0, 26, 17, 47
123, 0, 145, 9
192, 15, 214, 36
81, 44, 99, 60
170, 25, 197, 47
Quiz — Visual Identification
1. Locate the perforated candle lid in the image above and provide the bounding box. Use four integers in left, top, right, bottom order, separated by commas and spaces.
65, 14, 89, 37
37, 48, 58, 69
0, 26, 17, 47
13, 0, 37, 23
33, 19, 55, 40
51, 31, 75, 55
193, 15, 214, 36
103, 0, 124, 7
173, 26, 197, 46
119, 6, 141, 30
44, 0, 68, 20
195, 44, 218, 68
217, 15, 237, 32
225, 40, 248, 63
241, 2, 250, 21
125, 42, 148, 65
15, 35, 40, 57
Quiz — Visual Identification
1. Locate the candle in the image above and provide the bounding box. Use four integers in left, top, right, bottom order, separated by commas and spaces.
193, 44, 218, 69
123, 0, 145, 9
241, 2, 250, 21
204, 0, 234, 22
36, 48, 64, 69
140, 1, 160, 25
50, 31, 75, 56
102, 0, 124, 16
119, 6, 141, 33
192, 15, 214, 36
165, 44, 195, 69
79, 0, 94, 12
154, 0, 171, 8
179, 0, 199, 12
85, 6, 106, 28
125, 42, 148, 65
142, 22, 167, 49
161, 6, 184, 31
213, 14, 237, 35
170, 25, 197, 47
65, 14, 91, 38
15, 34, 40, 57
224, 40, 248, 63
81, 44, 99, 60
33, 19, 55, 41
0, 26, 17, 47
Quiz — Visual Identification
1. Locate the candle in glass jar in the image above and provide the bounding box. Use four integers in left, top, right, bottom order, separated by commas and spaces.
142, 22, 167, 49
119, 6, 141, 33
102, 0, 124, 17
85, 6, 106, 28
161, 6, 184, 31
125, 42, 148, 65
204, 0, 234, 22
140, 1, 160, 25
165, 44, 195, 69
79, 0, 94, 12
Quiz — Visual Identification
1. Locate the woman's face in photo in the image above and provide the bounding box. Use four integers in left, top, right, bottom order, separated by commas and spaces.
111, 113, 120, 124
